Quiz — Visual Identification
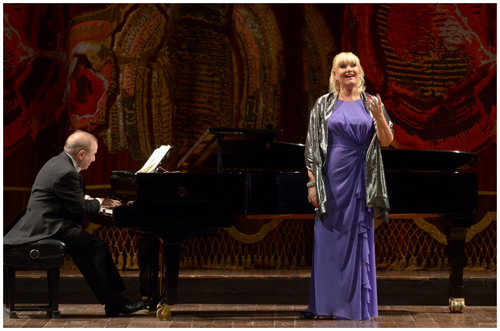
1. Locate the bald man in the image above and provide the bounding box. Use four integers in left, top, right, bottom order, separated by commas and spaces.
4, 130, 146, 317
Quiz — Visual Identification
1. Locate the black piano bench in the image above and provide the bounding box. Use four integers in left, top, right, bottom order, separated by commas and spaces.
3, 239, 67, 319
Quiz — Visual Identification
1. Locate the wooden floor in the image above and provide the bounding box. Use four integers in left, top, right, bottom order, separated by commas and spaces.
3, 303, 497, 328
4, 268, 497, 328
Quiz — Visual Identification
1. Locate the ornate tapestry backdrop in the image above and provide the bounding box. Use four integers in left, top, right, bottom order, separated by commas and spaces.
3, 4, 496, 272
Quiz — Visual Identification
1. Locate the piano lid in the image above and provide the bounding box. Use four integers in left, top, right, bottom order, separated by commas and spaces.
177, 127, 306, 172
176, 127, 480, 173
382, 148, 481, 172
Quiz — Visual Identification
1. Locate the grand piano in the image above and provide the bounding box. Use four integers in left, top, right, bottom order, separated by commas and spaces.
109, 127, 480, 319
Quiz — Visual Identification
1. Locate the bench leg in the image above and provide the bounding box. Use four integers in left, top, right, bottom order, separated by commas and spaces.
6, 267, 17, 318
4, 266, 62, 319
47, 268, 61, 318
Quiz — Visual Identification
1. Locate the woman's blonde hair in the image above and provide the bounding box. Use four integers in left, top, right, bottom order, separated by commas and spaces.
328, 52, 366, 96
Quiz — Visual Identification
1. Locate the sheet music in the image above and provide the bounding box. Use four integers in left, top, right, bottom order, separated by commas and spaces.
136, 145, 173, 174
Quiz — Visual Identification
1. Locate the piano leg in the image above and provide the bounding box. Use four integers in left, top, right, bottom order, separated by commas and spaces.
136, 235, 160, 312
446, 225, 469, 313
156, 243, 182, 321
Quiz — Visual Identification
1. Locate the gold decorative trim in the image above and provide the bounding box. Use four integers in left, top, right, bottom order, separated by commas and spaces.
85, 184, 112, 190
466, 212, 497, 243
413, 218, 448, 245
411, 212, 497, 245
224, 219, 283, 244
86, 222, 102, 234
3, 185, 112, 191
3, 187, 32, 191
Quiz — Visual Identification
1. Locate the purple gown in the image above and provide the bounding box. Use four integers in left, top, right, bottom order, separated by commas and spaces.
307, 99, 378, 320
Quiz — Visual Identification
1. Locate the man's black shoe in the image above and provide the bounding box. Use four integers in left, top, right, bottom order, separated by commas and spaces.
105, 300, 147, 317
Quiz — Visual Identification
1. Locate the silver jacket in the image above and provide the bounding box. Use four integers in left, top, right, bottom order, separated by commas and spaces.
305, 92, 393, 223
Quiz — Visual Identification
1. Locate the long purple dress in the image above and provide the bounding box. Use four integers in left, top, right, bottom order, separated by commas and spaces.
306, 99, 378, 320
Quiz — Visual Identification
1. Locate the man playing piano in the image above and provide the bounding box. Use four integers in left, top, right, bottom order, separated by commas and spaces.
4, 130, 146, 317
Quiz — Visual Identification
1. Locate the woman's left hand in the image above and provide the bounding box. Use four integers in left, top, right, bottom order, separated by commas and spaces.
366, 93, 394, 147
366, 94, 384, 119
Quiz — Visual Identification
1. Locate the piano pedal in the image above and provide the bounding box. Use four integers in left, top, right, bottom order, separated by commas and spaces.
156, 303, 174, 321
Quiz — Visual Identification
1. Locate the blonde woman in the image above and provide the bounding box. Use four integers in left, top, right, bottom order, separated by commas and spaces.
302, 52, 393, 320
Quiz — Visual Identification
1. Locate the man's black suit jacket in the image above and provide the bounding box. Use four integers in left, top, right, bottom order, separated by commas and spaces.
4, 151, 101, 245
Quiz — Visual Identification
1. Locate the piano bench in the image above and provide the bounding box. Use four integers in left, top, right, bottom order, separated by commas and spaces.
3, 239, 67, 319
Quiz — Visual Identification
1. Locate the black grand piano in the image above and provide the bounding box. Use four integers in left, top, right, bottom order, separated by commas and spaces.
109, 128, 480, 319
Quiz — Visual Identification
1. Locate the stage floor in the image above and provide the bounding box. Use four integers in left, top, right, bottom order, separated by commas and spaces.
3, 303, 497, 328
5, 268, 496, 328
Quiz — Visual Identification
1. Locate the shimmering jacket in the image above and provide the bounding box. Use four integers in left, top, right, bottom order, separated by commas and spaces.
305, 92, 393, 223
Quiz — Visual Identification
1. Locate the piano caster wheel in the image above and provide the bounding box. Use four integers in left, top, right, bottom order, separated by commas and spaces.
449, 298, 465, 313
156, 303, 174, 320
